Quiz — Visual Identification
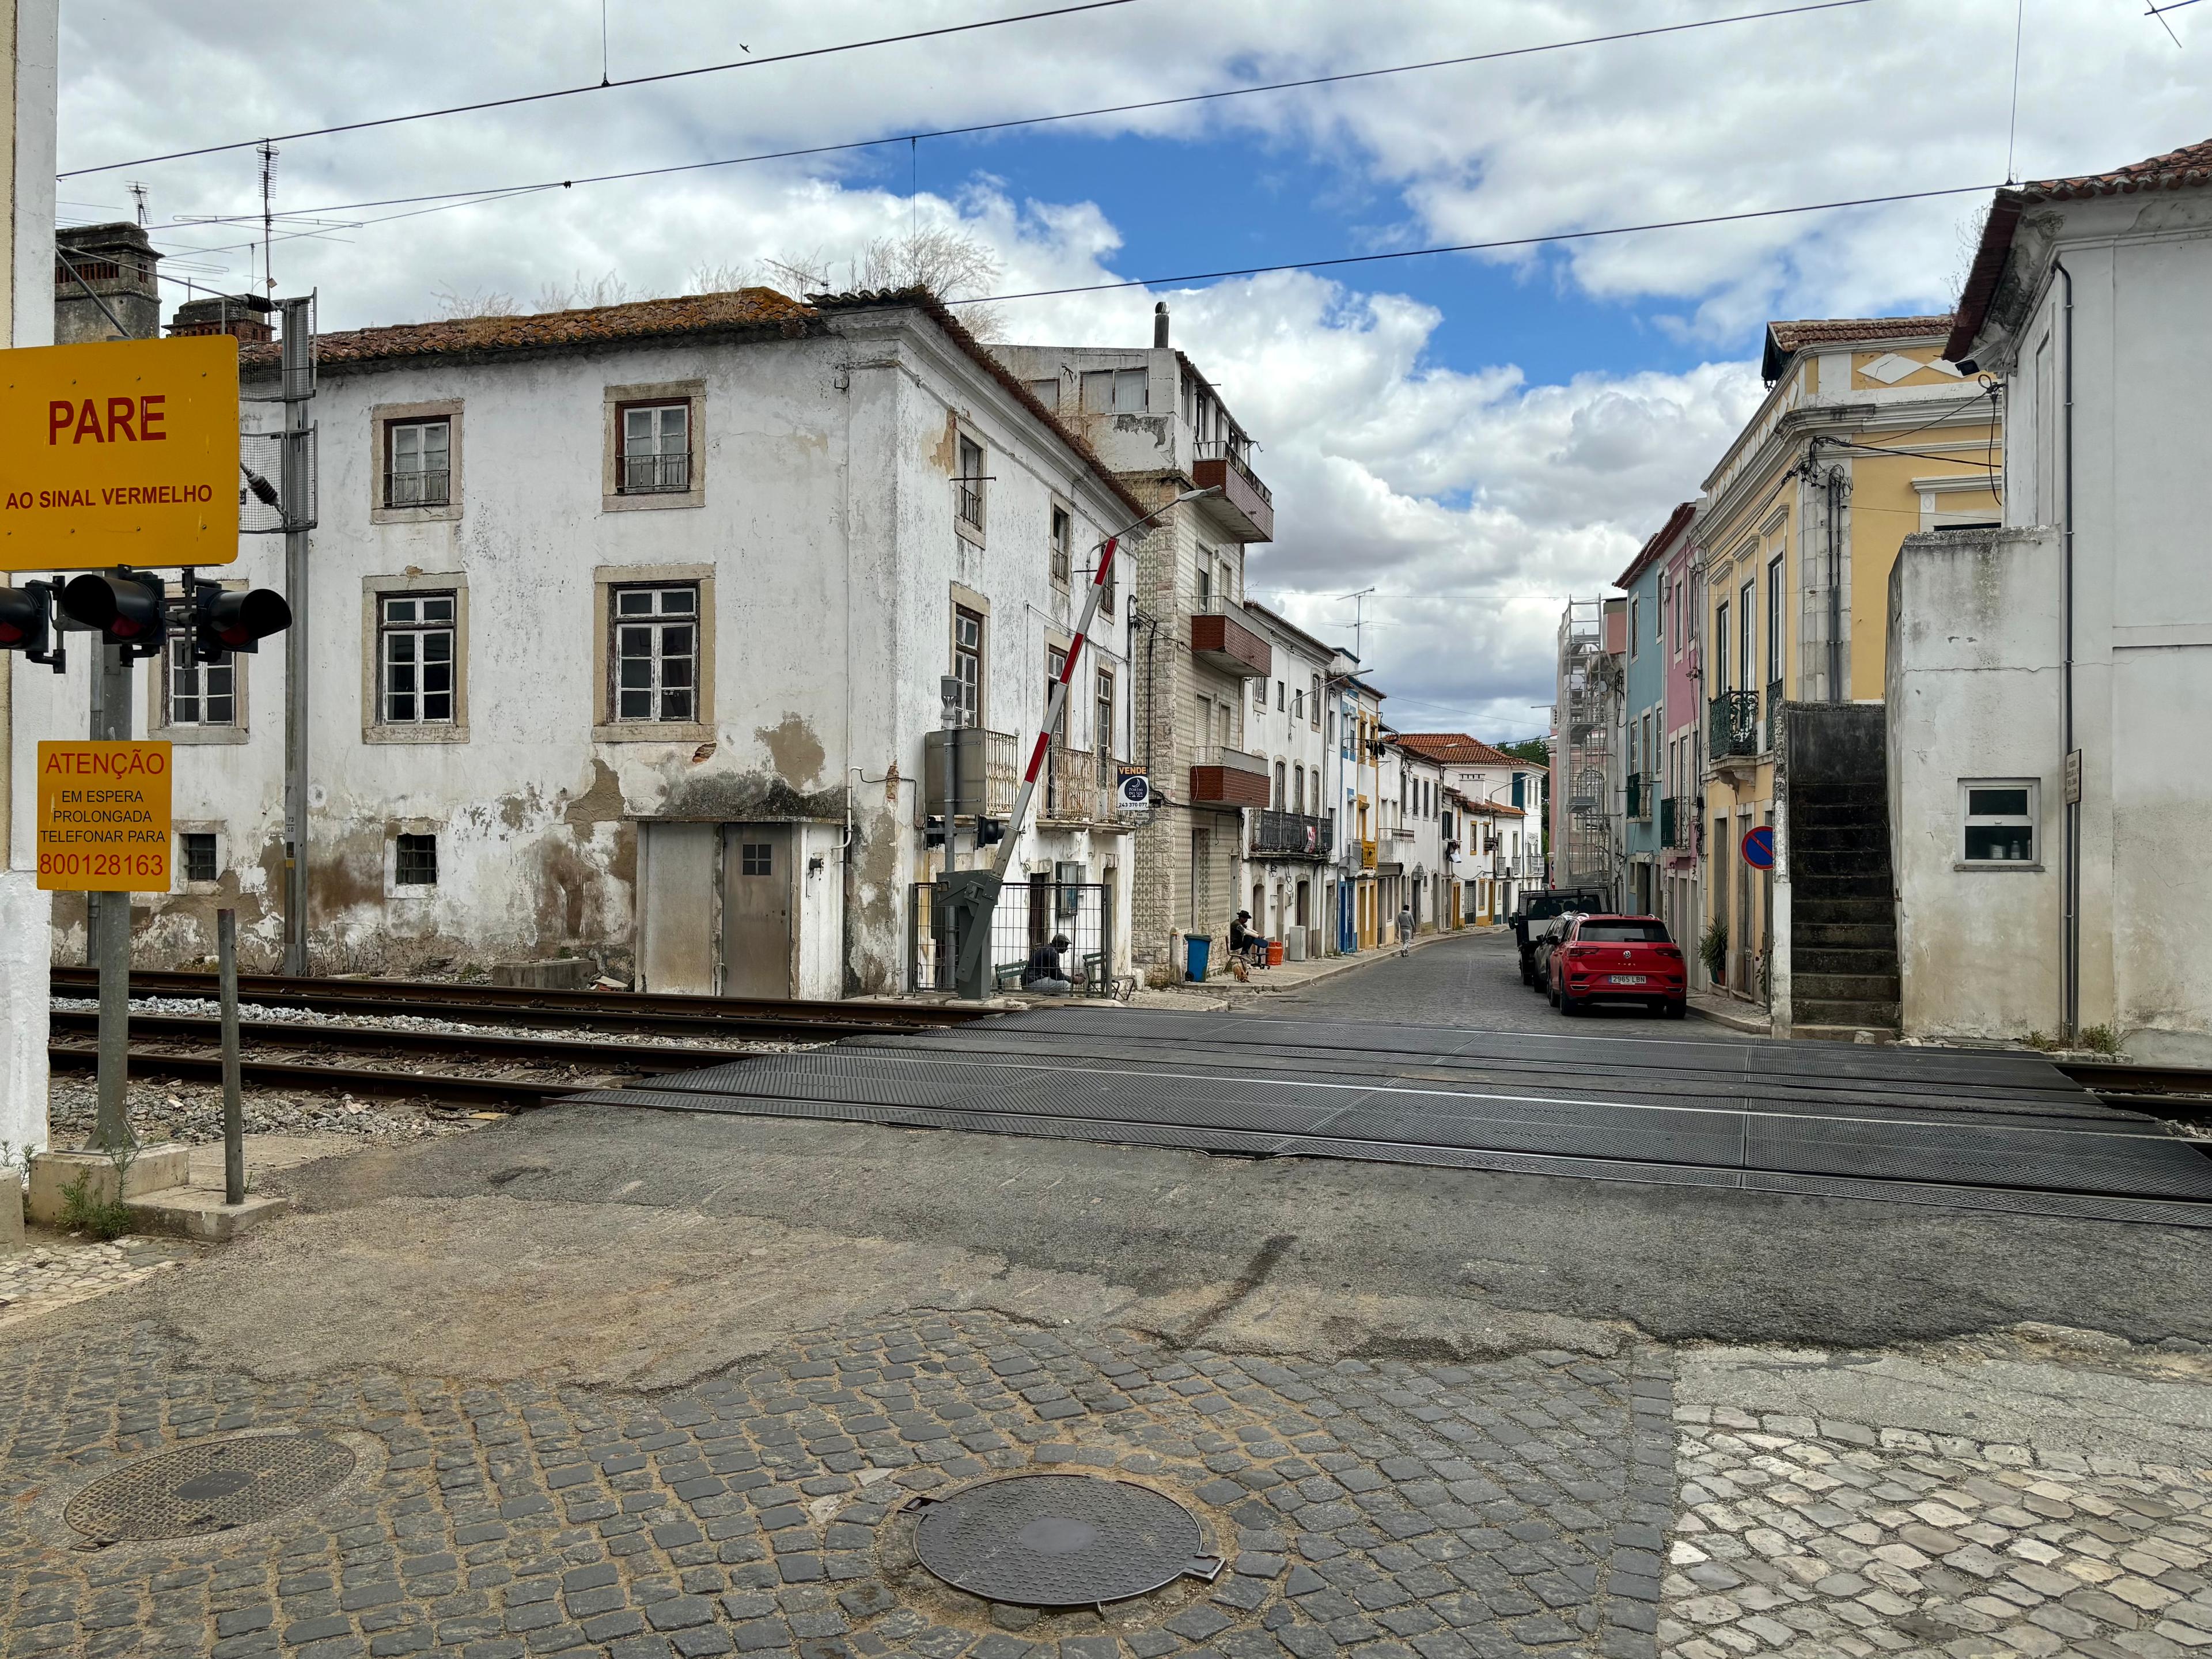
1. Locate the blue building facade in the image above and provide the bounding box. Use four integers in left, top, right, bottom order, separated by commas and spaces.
1616, 506, 1691, 914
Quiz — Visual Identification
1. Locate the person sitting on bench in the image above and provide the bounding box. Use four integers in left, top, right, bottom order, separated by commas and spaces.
1020, 933, 1074, 994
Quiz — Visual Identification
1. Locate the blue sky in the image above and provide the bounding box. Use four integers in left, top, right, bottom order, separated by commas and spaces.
53, 0, 2212, 743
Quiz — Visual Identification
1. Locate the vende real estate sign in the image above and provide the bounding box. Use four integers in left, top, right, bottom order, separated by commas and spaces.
0, 335, 240, 569
36, 741, 173, 891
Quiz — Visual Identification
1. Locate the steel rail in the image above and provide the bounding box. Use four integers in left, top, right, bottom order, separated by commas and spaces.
47, 1044, 593, 1109
45, 1010, 777, 1074
48, 966, 986, 1037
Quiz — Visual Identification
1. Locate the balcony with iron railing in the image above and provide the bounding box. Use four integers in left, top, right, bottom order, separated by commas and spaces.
384, 468, 450, 510
1189, 744, 1271, 809
1038, 744, 1094, 825
1626, 772, 1656, 823
1189, 439, 1274, 543
1709, 690, 1762, 766
1250, 810, 1333, 860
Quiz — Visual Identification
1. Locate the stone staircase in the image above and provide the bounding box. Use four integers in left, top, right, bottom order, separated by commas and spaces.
1790, 781, 1902, 1040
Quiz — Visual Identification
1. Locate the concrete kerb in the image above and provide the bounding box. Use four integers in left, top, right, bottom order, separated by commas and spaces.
1687, 990, 1772, 1037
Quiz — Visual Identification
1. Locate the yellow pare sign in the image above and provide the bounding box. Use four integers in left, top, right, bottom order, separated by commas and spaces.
0, 334, 241, 570
36, 741, 173, 892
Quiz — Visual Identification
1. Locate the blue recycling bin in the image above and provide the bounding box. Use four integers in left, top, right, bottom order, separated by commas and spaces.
1184, 934, 1212, 982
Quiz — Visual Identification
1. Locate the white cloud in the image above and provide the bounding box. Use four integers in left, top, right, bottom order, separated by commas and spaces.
52, 0, 2211, 738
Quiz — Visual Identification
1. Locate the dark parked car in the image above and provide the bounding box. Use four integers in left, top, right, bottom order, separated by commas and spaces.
1510, 888, 1608, 984
1528, 913, 1581, 995
1547, 914, 1688, 1018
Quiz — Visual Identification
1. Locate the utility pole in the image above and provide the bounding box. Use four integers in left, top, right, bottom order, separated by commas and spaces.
279, 296, 316, 974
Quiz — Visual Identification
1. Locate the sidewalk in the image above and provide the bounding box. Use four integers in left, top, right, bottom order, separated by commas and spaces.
1131, 923, 1502, 1009
1687, 987, 1772, 1035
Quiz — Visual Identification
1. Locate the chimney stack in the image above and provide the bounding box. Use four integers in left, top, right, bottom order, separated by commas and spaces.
170, 293, 276, 345
54, 223, 162, 343
1153, 301, 1169, 349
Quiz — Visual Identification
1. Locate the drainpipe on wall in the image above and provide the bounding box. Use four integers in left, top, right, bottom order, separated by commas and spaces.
1823, 446, 1845, 702
2056, 257, 2080, 1042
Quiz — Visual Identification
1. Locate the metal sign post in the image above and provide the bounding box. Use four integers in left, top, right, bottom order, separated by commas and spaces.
38, 734, 172, 1150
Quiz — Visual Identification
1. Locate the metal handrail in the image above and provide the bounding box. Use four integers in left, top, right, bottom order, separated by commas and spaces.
621, 450, 691, 494
956, 479, 984, 531
1251, 810, 1333, 858
1191, 438, 1273, 507
1709, 691, 1760, 761
384, 468, 450, 509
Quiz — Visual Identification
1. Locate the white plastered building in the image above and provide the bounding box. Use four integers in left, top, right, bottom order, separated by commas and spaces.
9, 288, 1145, 999
1889, 138, 2212, 1060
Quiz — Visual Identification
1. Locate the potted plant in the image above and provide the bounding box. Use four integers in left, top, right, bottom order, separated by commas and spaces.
1699, 919, 1728, 988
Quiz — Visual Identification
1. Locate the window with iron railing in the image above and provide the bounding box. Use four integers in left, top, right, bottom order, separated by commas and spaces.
619, 400, 691, 494
956, 435, 986, 536
385, 418, 450, 508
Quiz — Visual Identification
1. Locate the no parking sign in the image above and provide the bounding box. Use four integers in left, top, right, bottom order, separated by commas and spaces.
1741, 825, 1775, 870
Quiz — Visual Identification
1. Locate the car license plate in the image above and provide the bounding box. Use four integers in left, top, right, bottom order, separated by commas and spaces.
1608, 974, 1647, 985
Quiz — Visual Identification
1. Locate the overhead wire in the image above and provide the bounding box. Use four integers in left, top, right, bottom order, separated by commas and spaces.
154, 0, 1877, 225
59, 0, 1140, 177
942, 184, 2003, 309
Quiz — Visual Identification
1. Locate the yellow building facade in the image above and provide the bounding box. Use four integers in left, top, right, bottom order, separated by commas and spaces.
1698, 317, 2001, 1002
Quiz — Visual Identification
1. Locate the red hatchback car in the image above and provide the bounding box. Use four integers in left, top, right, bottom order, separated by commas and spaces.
1547, 914, 1688, 1018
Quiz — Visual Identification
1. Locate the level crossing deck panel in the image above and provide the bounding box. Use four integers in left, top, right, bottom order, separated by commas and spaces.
570, 1006, 2212, 1226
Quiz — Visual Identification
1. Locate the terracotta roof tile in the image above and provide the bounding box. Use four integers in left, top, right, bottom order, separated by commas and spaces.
1948, 137, 2212, 358
240, 284, 1148, 521
1760, 315, 1952, 382
239, 287, 813, 371
1389, 732, 1529, 768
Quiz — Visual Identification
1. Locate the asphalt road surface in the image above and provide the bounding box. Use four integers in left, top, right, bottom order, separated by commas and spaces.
1270, 927, 1749, 1035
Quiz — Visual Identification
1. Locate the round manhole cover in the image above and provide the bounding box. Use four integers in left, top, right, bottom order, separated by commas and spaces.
65, 1434, 357, 1543
911, 1474, 1219, 1607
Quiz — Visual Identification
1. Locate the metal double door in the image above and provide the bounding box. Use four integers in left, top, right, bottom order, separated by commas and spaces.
637, 821, 795, 998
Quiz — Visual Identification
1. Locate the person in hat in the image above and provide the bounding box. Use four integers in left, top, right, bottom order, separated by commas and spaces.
1228, 910, 1268, 971
1020, 932, 1074, 994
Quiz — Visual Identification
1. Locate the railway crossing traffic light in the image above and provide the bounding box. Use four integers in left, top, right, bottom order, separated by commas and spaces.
0, 568, 292, 671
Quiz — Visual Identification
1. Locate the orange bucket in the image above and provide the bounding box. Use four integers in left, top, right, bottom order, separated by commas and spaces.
1266, 940, 1285, 967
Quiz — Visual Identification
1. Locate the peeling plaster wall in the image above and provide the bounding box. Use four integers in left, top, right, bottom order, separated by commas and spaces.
12, 309, 1138, 997
1939, 194, 2212, 1061
1887, 529, 2064, 1043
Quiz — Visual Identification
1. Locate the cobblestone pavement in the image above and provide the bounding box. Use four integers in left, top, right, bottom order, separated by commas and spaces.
1663, 1406, 2212, 1659
0, 1311, 1671, 1659
0, 1236, 192, 1332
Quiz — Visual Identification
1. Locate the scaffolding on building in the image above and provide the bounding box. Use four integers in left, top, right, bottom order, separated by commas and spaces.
1555, 597, 1618, 894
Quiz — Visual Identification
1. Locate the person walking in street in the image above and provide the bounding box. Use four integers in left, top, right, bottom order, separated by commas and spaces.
1395, 904, 1414, 957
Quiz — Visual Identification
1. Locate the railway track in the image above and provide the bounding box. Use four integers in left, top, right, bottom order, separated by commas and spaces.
46, 1013, 769, 1109
47, 968, 991, 1111
48, 966, 986, 1043
2055, 1057, 2212, 1116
